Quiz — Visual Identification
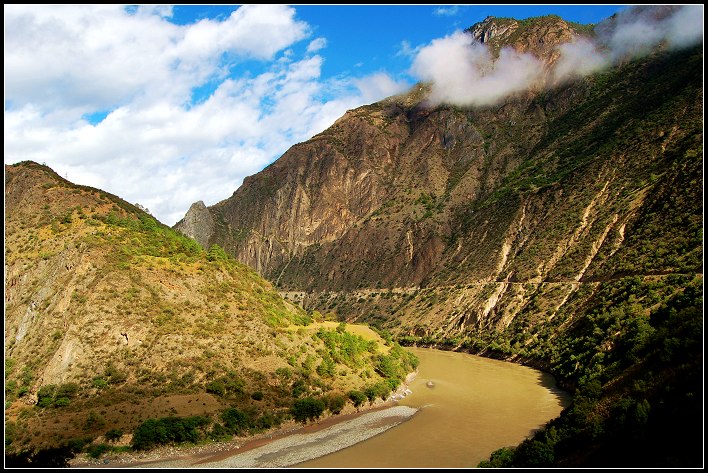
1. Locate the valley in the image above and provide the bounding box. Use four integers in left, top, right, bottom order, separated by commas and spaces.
4, 8, 703, 468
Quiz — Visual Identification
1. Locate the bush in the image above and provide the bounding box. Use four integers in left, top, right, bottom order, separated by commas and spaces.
132, 416, 210, 450
254, 411, 279, 431
37, 385, 57, 408
325, 394, 347, 414
206, 380, 226, 397
36, 383, 80, 408
478, 447, 515, 467
364, 381, 391, 402
316, 357, 336, 378
291, 397, 326, 423
206, 244, 229, 262
221, 408, 251, 435
92, 378, 108, 389
291, 379, 307, 398
86, 443, 111, 459
348, 390, 367, 408
209, 423, 230, 441
104, 429, 123, 442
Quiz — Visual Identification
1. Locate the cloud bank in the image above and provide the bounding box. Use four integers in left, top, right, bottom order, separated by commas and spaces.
4, 5, 409, 225
410, 5, 703, 107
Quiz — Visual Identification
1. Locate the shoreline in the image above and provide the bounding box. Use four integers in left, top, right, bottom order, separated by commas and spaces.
70, 372, 418, 468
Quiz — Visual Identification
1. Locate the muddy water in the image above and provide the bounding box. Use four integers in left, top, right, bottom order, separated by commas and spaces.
299, 347, 570, 468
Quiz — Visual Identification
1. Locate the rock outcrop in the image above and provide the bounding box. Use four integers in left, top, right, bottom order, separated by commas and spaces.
174, 200, 215, 249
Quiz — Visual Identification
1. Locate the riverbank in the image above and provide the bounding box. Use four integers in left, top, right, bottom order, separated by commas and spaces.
70, 373, 419, 468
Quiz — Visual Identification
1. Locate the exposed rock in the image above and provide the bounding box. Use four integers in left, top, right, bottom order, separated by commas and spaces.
175, 24, 702, 349
467, 15, 581, 64
174, 200, 215, 249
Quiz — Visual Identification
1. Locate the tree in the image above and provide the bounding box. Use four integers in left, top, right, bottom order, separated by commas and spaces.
348, 390, 367, 408
221, 408, 251, 435
291, 397, 326, 423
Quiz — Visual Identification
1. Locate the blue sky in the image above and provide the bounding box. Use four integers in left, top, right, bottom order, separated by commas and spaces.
10, 4, 698, 226
172, 5, 627, 109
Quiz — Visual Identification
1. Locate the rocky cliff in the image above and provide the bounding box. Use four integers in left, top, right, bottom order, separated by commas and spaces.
175, 16, 702, 334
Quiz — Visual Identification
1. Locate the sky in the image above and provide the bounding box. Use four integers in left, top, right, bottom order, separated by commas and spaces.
5, 4, 699, 226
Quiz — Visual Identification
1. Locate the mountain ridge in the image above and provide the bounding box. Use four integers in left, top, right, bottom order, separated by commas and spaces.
4, 161, 417, 461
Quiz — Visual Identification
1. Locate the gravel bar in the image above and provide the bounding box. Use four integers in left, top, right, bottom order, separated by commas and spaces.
132, 405, 418, 468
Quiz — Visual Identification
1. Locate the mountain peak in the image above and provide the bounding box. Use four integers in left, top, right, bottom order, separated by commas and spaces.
466, 14, 591, 62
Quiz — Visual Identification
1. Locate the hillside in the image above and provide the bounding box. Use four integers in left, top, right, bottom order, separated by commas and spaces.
4, 161, 417, 464
174, 13, 704, 468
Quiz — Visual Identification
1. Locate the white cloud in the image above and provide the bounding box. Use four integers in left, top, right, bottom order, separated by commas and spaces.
353, 73, 410, 104
410, 5, 703, 108
4, 5, 409, 226
551, 37, 609, 85
434, 6, 460, 17
307, 37, 328, 53
666, 5, 704, 48
410, 31, 544, 107
396, 40, 421, 58
597, 4, 704, 61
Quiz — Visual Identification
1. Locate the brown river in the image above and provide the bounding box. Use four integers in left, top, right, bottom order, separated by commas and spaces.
299, 347, 570, 468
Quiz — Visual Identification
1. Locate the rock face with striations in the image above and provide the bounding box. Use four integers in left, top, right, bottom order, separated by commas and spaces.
174, 200, 216, 249
174, 15, 592, 288
175, 14, 702, 334
467, 15, 581, 63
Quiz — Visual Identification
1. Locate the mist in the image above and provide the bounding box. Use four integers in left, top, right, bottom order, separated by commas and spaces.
411, 5, 703, 107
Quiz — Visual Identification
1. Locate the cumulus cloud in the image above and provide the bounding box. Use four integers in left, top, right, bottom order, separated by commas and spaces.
411, 5, 703, 107
4, 5, 406, 226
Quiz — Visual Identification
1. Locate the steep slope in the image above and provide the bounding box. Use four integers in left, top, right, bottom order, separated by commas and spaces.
174, 15, 592, 281
175, 13, 703, 468
176, 17, 702, 325
4, 162, 417, 461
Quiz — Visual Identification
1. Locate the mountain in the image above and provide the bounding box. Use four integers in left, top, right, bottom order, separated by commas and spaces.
4, 161, 417, 463
175, 12, 703, 467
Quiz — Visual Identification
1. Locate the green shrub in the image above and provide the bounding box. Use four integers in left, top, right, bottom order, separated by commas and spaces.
291, 379, 307, 398
254, 411, 279, 431
348, 390, 367, 408
132, 416, 210, 450
104, 429, 123, 442
291, 397, 326, 423
36, 385, 57, 408
86, 443, 111, 459
364, 381, 391, 402
209, 423, 230, 441
206, 380, 226, 397
325, 394, 347, 414
221, 408, 251, 435
92, 377, 108, 389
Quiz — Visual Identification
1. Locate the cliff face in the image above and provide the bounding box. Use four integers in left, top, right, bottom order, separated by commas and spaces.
467, 14, 584, 63
175, 32, 702, 334
173, 200, 216, 249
